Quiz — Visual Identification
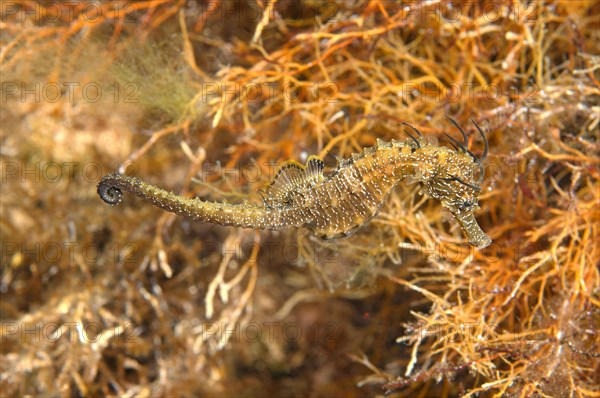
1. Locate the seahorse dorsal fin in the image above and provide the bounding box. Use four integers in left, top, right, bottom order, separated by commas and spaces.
261, 155, 325, 208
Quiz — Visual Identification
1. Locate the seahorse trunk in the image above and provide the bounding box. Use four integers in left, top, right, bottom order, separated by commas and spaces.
97, 173, 282, 230
301, 143, 418, 239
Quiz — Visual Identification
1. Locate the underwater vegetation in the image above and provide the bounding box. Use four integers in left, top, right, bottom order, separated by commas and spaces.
1, 1, 598, 396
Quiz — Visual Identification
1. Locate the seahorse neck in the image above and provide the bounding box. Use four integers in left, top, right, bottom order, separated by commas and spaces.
349, 140, 428, 183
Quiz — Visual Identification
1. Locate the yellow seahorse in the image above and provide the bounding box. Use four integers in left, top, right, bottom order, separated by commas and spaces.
98, 117, 492, 248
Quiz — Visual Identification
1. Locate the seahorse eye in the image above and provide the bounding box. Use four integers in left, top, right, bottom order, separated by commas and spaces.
461, 200, 473, 210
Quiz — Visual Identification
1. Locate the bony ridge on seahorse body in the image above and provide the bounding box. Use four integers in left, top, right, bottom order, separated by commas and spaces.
98, 117, 492, 248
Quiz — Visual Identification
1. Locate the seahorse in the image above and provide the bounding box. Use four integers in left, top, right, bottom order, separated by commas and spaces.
98, 118, 492, 248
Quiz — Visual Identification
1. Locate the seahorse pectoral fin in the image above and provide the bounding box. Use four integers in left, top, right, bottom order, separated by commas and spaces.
305, 155, 325, 184
262, 156, 325, 208
451, 210, 492, 249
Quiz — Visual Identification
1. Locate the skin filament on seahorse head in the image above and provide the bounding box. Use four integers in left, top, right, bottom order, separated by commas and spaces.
98, 118, 492, 248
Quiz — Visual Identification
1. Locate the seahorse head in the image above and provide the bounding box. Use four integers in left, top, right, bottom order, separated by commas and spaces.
411, 119, 491, 248
424, 148, 483, 209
